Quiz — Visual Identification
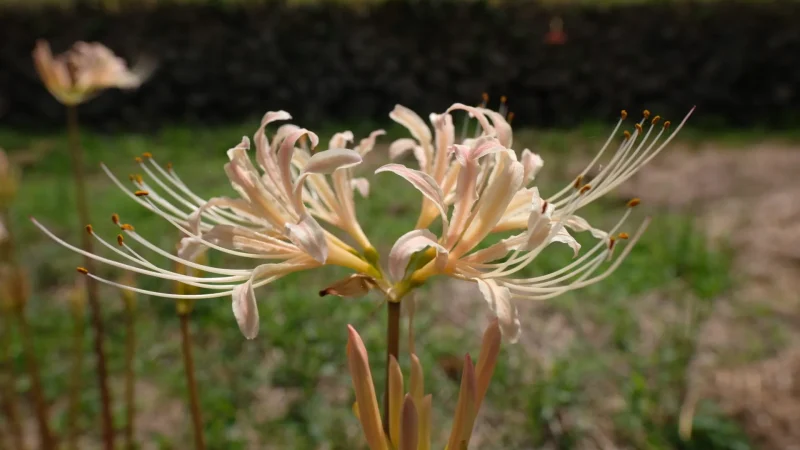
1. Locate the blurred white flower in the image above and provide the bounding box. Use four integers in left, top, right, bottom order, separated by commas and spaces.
381, 104, 694, 342
33, 40, 154, 106
33, 111, 380, 339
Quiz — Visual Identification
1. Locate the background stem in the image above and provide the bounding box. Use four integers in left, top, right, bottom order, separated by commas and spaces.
16, 306, 55, 449
123, 296, 136, 450
65, 306, 85, 450
66, 104, 115, 450
0, 315, 27, 450
382, 300, 401, 434
179, 310, 205, 450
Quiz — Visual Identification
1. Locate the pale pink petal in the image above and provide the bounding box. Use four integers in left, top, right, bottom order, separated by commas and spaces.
178, 224, 296, 261
278, 128, 320, 199
564, 215, 609, 239
429, 113, 455, 181
270, 124, 302, 155
521, 192, 554, 251
285, 213, 328, 263
232, 270, 261, 339
225, 136, 251, 160
254, 111, 292, 175
351, 178, 370, 197
375, 164, 449, 233
356, 129, 386, 156
389, 138, 418, 160
479, 108, 513, 148
388, 229, 448, 282
445, 103, 494, 137
303, 148, 362, 174
456, 152, 524, 255
329, 131, 354, 150
390, 105, 432, 146
187, 196, 263, 236
521, 149, 544, 185
475, 279, 521, 343
470, 137, 508, 161
550, 227, 582, 257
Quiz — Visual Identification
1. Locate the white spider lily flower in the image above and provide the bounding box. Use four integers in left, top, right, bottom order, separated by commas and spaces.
380, 106, 693, 342
33, 111, 377, 339
388, 102, 537, 231
33, 40, 154, 106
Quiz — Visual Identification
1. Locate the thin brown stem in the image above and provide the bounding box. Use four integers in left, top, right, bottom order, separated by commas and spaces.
383, 300, 401, 435
66, 104, 115, 450
0, 315, 27, 450
65, 306, 85, 450
123, 295, 136, 450
16, 306, 56, 449
179, 310, 205, 450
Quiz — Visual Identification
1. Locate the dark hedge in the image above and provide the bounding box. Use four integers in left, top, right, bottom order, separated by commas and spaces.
1, 1, 799, 131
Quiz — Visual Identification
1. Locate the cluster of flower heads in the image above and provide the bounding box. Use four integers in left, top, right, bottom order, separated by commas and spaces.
34, 100, 692, 342
380, 101, 692, 342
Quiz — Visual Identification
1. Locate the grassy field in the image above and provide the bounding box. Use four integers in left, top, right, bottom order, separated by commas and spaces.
1, 115, 761, 449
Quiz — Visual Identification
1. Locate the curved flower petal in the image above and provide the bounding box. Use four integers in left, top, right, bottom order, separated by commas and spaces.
476, 279, 520, 343
375, 164, 449, 234
232, 267, 266, 339
456, 152, 524, 255
445, 103, 494, 137
329, 131, 354, 150
388, 229, 448, 282
351, 177, 370, 197
563, 215, 609, 239
356, 129, 386, 156
390, 105, 432, 147
285, 213, 328, 263
479, 108, 513, 148
303, 148, 362, 174
521, 149, 544, 185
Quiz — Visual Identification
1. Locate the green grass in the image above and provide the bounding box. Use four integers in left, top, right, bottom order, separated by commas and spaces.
1, 118, 752, 449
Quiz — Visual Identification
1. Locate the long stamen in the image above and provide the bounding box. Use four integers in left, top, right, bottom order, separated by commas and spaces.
153, 160, 255, 226
101, 164, 201, 230
547, 112, 626, 202
507, 217, 650, 298
482, 187, 586, 278
32, 218, 249, 279
138, 195, 297, 260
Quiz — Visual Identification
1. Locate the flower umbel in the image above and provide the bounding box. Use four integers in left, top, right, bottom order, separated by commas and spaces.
382, 103, 694, 342
33, 111, 382, 339
33, 40, 154, 106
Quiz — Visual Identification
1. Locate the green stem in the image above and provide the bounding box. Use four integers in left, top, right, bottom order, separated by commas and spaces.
16, 306, 56, 449
123, 297, 136, 450
65, 306, 85, 450
179, 309, 205, 450
382, 300, 401, 435
66, 104, 115, 450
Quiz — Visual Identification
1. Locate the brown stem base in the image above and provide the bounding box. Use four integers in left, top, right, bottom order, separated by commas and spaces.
17, 309, 56, 449
66, 104, 115, 450
382, 300, 401, 435
179, 312, 205, 450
